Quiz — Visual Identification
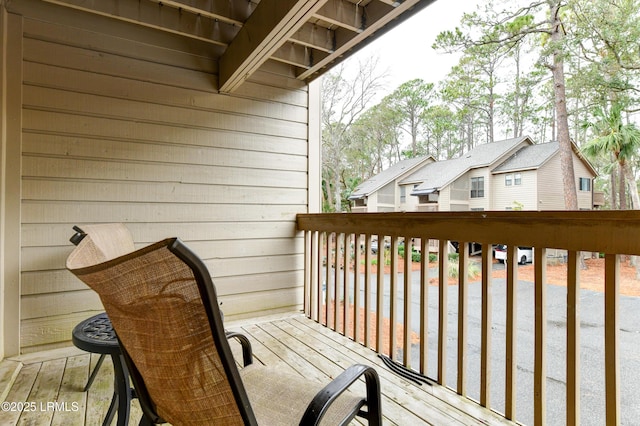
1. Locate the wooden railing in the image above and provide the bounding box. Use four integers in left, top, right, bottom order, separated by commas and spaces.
296, 211, 640, 426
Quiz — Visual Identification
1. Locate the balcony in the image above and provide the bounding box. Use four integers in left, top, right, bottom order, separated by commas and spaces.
296, 211, 640, 425
1, 210, 637, 425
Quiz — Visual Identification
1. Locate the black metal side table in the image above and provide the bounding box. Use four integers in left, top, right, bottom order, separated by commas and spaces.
72, 312, 132, 426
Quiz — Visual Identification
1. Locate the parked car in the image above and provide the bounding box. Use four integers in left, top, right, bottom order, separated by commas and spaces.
494, 245, 533, 264
370, 238, 391, 254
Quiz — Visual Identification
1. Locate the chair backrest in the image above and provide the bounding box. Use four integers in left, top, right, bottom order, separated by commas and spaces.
67, 223, 135, 265
67, 229, 256, 425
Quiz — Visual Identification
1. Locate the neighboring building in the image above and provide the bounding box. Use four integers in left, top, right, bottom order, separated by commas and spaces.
404, 136, 534, 211
491, 141, 598, 211
351, 136, 598, 213
348, 156, 435, 212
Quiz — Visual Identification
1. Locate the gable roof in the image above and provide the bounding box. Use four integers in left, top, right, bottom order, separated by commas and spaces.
493, 140, 598, 176
348, 156, 434, 200
492, 142, 560, 173
404, 136, 532, 195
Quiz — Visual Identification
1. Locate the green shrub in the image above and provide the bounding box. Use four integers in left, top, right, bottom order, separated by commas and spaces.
448, 260, 481, 279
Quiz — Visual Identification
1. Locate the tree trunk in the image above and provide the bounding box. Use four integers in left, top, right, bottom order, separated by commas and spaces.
611, 160, 618, 209
619, 160, 627, 210
550, 1, 578, 210
621, 161, 640, 210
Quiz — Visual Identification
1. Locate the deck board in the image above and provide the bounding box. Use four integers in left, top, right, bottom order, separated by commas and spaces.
1, 314, 515, 425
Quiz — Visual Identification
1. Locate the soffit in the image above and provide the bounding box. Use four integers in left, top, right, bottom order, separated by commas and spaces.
40, 0, 436, 92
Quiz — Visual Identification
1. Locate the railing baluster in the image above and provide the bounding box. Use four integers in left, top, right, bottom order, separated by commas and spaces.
319, 232, 326, 324
438, 239, 448, 386
420, 237, 429, 375
480, 242, 492, 408
457, 241, 469, 396
354, 234, 362, 343
304, 230, 311, 317
605, 254, 620, 424
376, 235, 385, 353
534, 247, 547, 426
333, 234, 342, 332
311, 230, 319, 321
342, 233, 350, 337
505, 245, 518, 420
566, 250, 580, 426
364, 234, 372, 348
324, 232, 331, 326
390, 236, 399, 359
403, 235, 413, 367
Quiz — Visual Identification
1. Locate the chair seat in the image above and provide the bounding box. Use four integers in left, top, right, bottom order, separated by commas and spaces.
240, 364, 364, 425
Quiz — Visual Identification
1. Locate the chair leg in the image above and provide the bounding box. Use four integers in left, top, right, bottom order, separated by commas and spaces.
138, 413, 155, 426
84, 354, 107, 391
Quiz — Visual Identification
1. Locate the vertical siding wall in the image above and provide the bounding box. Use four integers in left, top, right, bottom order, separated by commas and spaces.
15, 3, 309, 352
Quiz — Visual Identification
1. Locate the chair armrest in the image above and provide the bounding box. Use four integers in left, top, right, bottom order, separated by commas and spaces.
300, 364, 382, 426
225, 331, 253, 367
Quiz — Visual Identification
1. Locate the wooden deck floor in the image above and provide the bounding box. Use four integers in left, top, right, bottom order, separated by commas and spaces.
0, 314, 516, 425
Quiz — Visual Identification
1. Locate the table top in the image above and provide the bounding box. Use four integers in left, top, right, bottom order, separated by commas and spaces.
72, 312, 121, 355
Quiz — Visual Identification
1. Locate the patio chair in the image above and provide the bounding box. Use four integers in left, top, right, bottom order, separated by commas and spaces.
66, 225, 382, 425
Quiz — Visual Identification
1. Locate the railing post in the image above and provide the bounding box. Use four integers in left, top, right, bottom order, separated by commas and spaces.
438, 239, 448, 386
534, 247, 547, 426
389, 236, 399, 360
323, 232, 331, 326
353, 234, 362, 343
605, 254, 620, 425
311, 231, 319, 321
480, 242, 492, 408
505, 244, 518, 420
420, 237, 430, 376
566, 250, 580, 426
364, 234, 372, 348
403, 235, 413, 367
342, 233, 351, 337
376, 236, 385, 354
457, 241, 469, 397
304, 230, 311, 317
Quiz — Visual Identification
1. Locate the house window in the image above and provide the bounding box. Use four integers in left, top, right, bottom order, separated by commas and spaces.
400, 186, 406, 203
471, 177, 484, 198
506, 173, 522, 186
579, 177, 591, 191
514, 173, 522, 185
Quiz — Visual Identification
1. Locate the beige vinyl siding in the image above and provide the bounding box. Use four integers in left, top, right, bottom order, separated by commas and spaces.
574, 159, 595, 210
468, 169, 490, 211
537, 153, 594, 211
15, 3, 310, 352
491, 170, 538, 210
436, 186, 451, 211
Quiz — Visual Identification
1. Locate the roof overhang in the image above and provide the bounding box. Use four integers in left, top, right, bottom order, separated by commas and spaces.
38, 0, 438, 92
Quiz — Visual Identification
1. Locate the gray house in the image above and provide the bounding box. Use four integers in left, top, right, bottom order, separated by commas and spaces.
349, 155, 434, 212
351, 136, 598, 212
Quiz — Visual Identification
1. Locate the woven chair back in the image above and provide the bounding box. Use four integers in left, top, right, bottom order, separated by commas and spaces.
68, 234, 246, 425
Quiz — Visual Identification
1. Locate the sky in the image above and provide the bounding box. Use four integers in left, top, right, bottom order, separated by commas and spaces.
351, 0, 483, 96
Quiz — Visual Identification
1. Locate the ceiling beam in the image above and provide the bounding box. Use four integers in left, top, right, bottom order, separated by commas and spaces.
314, 0, 365, 33
298, 0, 434, 82
289, 23, 335, 54
271, 42, 331, 69
218, 0, 328, 93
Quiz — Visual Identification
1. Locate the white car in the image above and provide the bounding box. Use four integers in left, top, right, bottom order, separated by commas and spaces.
494, 245, 533, 265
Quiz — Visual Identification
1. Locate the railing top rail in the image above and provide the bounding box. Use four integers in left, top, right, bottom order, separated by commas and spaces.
297, 211, 640, 255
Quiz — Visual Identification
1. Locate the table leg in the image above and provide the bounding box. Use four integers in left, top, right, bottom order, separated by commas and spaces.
111, 354, 131, 426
